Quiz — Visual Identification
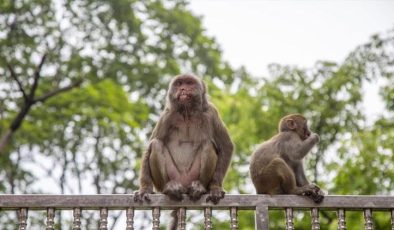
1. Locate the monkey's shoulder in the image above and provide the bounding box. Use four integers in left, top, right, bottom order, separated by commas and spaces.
253, 132, 299, 153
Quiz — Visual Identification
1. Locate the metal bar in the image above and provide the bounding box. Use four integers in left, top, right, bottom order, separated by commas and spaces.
177, 207, 186, 230
152, 207, 160, 230
204, 207, 212, 230
1, 195, 394, 210
363, 209, 374, 230
337, 209, 347, 230
391, 209, 394, 230
126, 207, 134, 230
285, 208, 294, 230
46, 208, 55, 230
230, 207, 238, 230
311, 208, 320, 230
99, 208, 108, 230
255, 204, 269, 230
17, 208, 28, 230
72, 208, 82, 230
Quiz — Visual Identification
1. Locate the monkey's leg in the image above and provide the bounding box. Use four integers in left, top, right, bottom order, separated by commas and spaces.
259, 158, 307, 195
187, 142, 217, 201
265, 158, 323, 203
150, 139, 187, 200
292, 164, 324, 203
255, 158, 291, 194
149, 139, 170, 191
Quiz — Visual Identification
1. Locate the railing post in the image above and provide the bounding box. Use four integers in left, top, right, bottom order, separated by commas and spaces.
126, 207, 134, 230
46, 208, 55, 230
17, 208, 28, 230
177, 207, 186, 230
99, 208, 108, 230
285, 208, 294, 230
363, 209, 374, 230
152, 207, 160, 230
230, 207, 238, 230
311, 208, 320, 230
337, 209, 347, 230
204, 207, 212, 230
255, 203, 269, 230
391, 209, 394, 230
72, 208, 82, 230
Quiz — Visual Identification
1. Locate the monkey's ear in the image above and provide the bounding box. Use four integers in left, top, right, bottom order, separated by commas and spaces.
286, 119, 297, 130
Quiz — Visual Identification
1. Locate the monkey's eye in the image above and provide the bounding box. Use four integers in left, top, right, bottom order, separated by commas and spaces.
175, 81, 182, 86
186, 80, 194, 85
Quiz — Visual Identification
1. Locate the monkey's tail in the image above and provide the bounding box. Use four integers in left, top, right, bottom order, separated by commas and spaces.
168, 209, 178, 230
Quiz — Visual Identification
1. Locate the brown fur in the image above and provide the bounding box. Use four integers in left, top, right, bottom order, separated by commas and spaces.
249, 114, 324, 203
135, 74, 234, 207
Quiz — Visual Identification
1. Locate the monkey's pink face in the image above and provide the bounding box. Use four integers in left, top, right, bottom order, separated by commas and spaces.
300, 124, 311, 140
172, 78, 200, 104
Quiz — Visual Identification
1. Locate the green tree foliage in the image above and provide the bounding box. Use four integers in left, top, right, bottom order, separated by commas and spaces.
1, 0, 393, 229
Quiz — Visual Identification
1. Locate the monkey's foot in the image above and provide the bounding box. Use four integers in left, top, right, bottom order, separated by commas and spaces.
163, 181, 187, 201
301, 184, 325, 203
134, 189, 154, 202
188, 181, 207, 201
206, 186, 225, 204
310, 187, 325, 203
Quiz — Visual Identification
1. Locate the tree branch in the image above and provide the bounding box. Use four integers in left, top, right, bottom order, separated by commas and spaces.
28, 53, 47, 99
34, 79, 83, 103
6, 63, 28, 101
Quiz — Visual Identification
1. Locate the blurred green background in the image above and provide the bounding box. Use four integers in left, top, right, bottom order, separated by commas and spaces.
0, 0, 393, 229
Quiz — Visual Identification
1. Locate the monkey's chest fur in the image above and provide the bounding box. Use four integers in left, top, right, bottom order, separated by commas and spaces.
165, 115, 213, 182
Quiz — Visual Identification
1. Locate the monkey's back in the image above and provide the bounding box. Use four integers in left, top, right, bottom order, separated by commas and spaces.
249, 134, 282, 182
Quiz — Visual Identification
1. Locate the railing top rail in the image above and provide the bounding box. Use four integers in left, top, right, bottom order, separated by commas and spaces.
0, 194, 393, 211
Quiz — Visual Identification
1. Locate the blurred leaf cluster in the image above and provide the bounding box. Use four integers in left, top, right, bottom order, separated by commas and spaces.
1, 0, 393, 229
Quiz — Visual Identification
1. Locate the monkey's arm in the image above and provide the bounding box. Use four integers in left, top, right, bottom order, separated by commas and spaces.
135, 114, 170, 202
294, 163, 309, 186
134, 145, 154, 202
292, 133, 319, 160
207, 107, 234, 203
139, 145, 154, 190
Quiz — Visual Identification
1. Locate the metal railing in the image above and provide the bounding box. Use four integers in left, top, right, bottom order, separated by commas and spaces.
0, 194, 393, 229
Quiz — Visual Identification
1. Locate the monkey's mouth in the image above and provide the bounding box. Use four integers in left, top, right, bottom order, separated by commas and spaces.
178, 92, 191, 101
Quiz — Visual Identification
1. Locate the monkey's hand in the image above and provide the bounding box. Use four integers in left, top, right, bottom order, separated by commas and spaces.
206, 185, 225, 204
311, 133, 320, 143
188, 181, 207, 201
134, 188, 154, 202
163, 180, 187, 201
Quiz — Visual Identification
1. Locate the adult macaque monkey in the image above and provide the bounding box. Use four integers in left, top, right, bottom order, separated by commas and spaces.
134, 74, 234, 205
250, 114, 324, 203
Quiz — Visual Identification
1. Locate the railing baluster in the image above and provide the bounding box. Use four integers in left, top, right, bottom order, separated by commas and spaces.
177, 207, 186, 230
285, 208, 294, 230
204, 207, 212, 230
17, 208, 28, 230
126, 207, 134, 230
363, 209, 374, 230
337, 209, 347, 230
99, 208, 108, 230
46, 208, 55, 230
255, 204, 269, 230
311, 208, 320, 230
391, 209, 394, 230
72, 208, 82, 230
152, 207, 160, 230
230, 207, 238, 230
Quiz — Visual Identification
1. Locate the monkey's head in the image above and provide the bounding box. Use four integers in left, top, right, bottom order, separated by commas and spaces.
167, 74, 208, 111
279, 114, 311, 140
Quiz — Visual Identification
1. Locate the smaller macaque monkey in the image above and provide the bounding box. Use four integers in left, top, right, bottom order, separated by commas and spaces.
250, 114, 324, 203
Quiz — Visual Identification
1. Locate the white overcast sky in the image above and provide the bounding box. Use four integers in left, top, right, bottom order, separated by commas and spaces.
188, 0, 394, 122
188, 0, 394, 76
